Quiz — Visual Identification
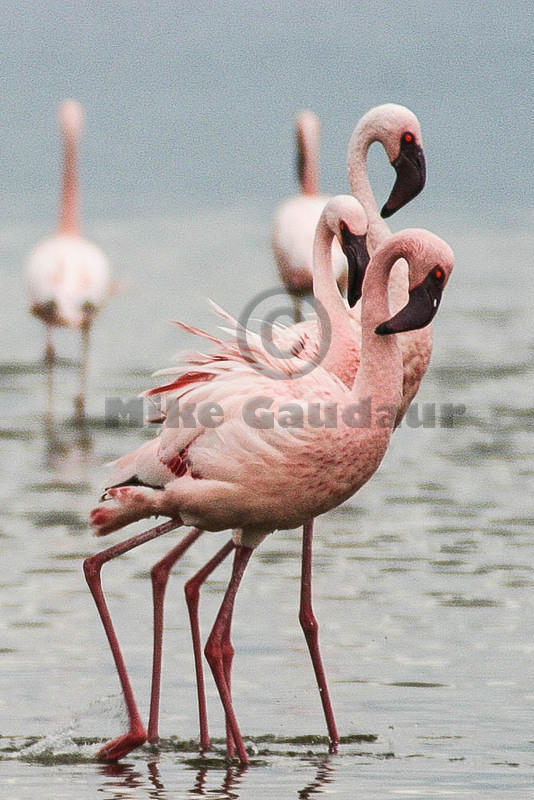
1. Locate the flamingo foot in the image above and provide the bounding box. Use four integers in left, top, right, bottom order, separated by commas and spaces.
90, 486, 162, 536
96, 727, 147, 761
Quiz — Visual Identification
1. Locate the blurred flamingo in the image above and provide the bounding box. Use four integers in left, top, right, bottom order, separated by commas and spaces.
272, 110, 347, 322
26, 99, 112, 419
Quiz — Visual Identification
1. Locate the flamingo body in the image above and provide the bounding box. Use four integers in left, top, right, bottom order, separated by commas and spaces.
27, 234, 110, 329
92, 225, 452, 543
273, 193, 346, 295
273, 111, 346, 318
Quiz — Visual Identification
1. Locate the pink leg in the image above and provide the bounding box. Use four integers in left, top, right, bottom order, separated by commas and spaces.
184, 538, 235, 752
83, 518, 182, 761
45, 327, 55, 366
299, 519, 339, 751
204, 545, 253, 764
221, 608, 236, 759
147, 527, 204, 743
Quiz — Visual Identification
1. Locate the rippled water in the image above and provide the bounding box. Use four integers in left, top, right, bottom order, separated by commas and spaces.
1, 204, 533, 798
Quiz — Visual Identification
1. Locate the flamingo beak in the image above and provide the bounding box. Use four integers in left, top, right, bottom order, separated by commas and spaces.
375, 270, 443, 335
341, 229, 370, 308
381, 141, 426, 218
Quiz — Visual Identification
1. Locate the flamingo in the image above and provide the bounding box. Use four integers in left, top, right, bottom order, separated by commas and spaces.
272, 110, 347, 322
86, 197, 453, 764
26, 99, 112, 419
111, 103, 428, 755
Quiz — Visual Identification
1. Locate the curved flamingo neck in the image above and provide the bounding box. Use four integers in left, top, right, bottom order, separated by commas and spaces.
312, 219, 356, 383
347, 128, 390, 252
297, 114, 320, 196
352, 237, 406, 405
58, 128, 80, 236
347, 122, 409, 316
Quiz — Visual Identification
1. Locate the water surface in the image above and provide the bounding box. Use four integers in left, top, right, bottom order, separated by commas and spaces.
1, 207, 533, 799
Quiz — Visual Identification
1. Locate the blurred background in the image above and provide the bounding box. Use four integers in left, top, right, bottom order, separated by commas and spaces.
2, 0, 532, 368
1, 3, 533, 798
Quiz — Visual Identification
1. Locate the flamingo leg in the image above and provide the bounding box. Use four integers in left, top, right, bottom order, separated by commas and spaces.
221, 600, 237, 759
44, 326, 55, 366
83, 518, 182, 761
292, 294, 303, 324
184, 538, 235, 753
147, 526, 204, 743
299, 519, 339, 751
44, 333, 55, 425
75, 322, 90, 420
204, 544, 253, 764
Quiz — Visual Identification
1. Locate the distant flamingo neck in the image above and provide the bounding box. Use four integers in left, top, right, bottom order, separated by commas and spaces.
353, 238, 405, 406
297, 116, 320, 195
312, 220, 356, 383
58, 130, 79, 235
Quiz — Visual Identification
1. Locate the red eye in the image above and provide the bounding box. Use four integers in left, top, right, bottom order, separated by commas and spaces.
403, 132, 414, 143
339, 220, 346, 231
433, 266, 444, 281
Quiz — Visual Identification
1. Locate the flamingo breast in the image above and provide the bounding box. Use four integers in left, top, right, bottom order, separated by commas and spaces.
27, 234, 111, 328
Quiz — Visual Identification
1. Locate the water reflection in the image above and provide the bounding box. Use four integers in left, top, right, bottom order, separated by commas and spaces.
44, 417, 93, 471
147, 760, 166, 792
298, 754, 336, 798
97, 760, 159, 799
187, 762, 246, 798
42, 394, 94, 479
96, 756, 247, 800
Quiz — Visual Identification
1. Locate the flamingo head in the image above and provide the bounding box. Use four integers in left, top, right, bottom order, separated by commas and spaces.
378, 106, 425, 218
325, 195, 370, 308
375, 229, 454, 335
381, 132, 426, 218
58, 99, 85, 138
349, 104, 426, 218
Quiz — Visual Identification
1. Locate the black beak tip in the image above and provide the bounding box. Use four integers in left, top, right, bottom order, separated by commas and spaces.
374, 321, 390, 335
380, 203, 394, 219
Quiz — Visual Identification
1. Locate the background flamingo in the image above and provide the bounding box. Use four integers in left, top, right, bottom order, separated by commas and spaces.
26, 99, 112, 419
86, 200, 453, 764
272, 110, 347, 321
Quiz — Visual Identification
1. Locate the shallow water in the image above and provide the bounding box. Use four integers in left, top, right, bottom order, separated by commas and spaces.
1, 201, 534, 798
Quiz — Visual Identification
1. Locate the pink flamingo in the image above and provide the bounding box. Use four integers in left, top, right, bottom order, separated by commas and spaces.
26, 99, 112, 418
86, 198, 453, 763
112, 103, 427, 755
272, 110, 347, 322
